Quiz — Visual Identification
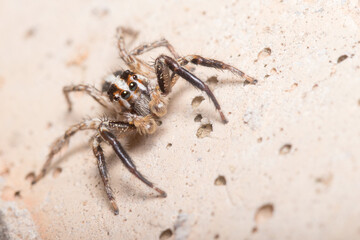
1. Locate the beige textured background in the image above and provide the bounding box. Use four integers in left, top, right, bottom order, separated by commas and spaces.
1, 0, 360, 239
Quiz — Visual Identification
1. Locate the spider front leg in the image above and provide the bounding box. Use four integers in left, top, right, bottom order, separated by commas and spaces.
178, 55, 258, 84
155, 55, 229, 124
63, 84, 110, 112
32, 119, 102, 184
92, 135, 119, 215
130, 38, 180, 60
99, 123, 167, 198
116, 27, 181, 78
116, 27, 151, 76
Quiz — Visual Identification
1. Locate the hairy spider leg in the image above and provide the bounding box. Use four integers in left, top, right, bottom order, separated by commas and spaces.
92, 135, 119, 215
117, 27, 182, 79
116, 27, 137, 65
117, 26, 139, 45
128, 38, 182, 83
130, 38, 181, 60
155, 55, 229, 124
179, 55, 258, 84
99, 124, 167, 198
117, 27, 154, 77
63, 84, 110, 112
32, 119, 102, 184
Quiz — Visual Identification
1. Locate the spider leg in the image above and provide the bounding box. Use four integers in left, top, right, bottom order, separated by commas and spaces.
32, 119, 101, 184
116, 27, 142, 70
130, 38, 180, 60
129, 38, 182, 83
155, 55, 229, 124
178, 55, 258, 84
116, 28, 180, 78
117, 30, 153, 77
63, 84, 109, 112
117, 29, 135, 66
92, 135, 119, 215
99, 124, 167, 197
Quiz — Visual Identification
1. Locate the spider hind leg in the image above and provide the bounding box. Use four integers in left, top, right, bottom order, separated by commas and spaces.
92, 135, 119, 215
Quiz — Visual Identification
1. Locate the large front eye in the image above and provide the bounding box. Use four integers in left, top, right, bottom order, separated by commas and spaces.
121, 90, 130, 99
129, 82, 138, 91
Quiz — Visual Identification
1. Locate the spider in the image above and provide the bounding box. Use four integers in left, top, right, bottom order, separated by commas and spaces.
32, 27, 257, 215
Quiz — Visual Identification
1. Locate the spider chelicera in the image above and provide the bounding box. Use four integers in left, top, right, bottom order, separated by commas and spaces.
32, 27, 257, 215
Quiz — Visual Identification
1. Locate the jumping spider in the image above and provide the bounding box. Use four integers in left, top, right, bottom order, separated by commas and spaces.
32, 27, 257, 215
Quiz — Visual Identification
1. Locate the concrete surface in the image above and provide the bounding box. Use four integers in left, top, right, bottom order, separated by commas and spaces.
0, 0, 360, 239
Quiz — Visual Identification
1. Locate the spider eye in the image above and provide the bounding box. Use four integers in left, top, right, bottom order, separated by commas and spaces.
129, 82, 138, 91
132, 75, 137, 80
121, 90, 131, 99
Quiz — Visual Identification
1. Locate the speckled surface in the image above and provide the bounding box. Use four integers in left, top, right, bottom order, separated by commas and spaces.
1, 1, 360, 239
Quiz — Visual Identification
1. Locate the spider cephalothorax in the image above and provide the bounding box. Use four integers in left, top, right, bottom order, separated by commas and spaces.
32, 27, 257, 215
106, 71, 153, 115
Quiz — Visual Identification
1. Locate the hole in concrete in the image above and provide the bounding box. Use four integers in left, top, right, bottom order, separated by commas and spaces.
315, 173, 333, 186
194, 114, 203, 122
14, 191, 21, 198
214, 175, 226, 186
52, 167, 62, 178
207, 76, 219, 88
255, 203, 274, 224
24, 27, 36, 39
166, 143, 172, 149
0, 167, 9, 176
251, 226, 258, 234
337, 54, 348, 63
25, 172, 35, 182
258, 47, 272, 59
191, 96, 205, 109
214, 233, 220, 239
285, 83, 298, 92
270, 68, 278, 74
279, 144, 292, 155
159, 228, 173, 240
196, 124, 213, 138
46, 121, 53, 129
257, 137, 263, 143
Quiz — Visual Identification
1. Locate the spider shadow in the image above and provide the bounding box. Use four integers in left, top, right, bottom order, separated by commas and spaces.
44, 143, 90, 175
41, 138, 161, 208
95, 86, 188, 201
95, 132, 165, 202
217, 78, 252, 86
102, 159, 164, 202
